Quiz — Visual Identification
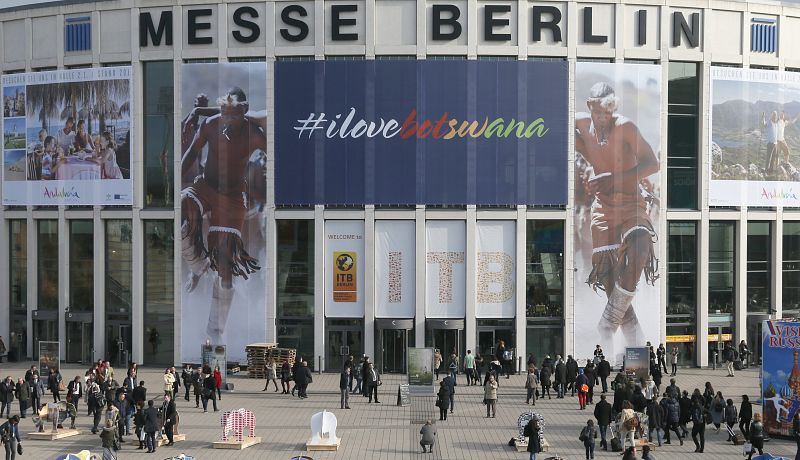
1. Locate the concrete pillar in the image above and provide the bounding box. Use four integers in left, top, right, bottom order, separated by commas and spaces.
465, 206, 477, 355
515, 207, 527, 364
415, 206, 426, 347
314, 205, 325, 370
93, 211, 105, 361
774, 213, 783, 319
735, 214, 748, 345
364, 206, 376, 361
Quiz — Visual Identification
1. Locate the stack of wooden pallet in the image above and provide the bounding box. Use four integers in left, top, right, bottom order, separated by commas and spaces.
245, 343, 277, 379
267, 347, 297, 366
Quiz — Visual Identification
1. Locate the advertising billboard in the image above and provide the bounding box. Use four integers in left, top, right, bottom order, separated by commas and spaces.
573, 62, 662, 365
624, 347, 650, 381
179, 62, 268, 363
762, 320, 800, 437
375, 220, 416, 318
274, 60, 568, 206
710, 67, 800, 206
325, 220, 365, 317
1, 67, 133, 205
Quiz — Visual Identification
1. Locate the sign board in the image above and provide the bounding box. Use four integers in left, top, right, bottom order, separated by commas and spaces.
408, 348, 434, 390
38, 341, 60, 376
333, 251, 357, 302
762, 320, 800, 436
397, 384, 411, 407
201, 344, 227, 389
623, 347, 650, 381
667, 334, 733, 343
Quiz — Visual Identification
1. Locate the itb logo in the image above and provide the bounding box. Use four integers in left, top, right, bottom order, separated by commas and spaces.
751, 18, 777, 53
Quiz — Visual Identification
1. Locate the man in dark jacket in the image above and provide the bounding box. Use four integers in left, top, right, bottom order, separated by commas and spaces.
679, 390, 692, 437
339, 368, 351, 409
14, 378, 30, 419
665, 378, 681, 399
555, 356, 567, 398
739, 394, 753, 440
360, 357, 370, 397
647, 398, 664, 446
113, 392, 132, 441
342, 355, 354, 392
663, 395, 684, 445
295, 361, 313, 399
365, 363, 381, 404
657, 344, 668, 374
181, 365, 192, 401
597, 358, 611, 393
584, 362, 597, 404
441, 373, 454, 413
0, 377, 14, 418
594, 394, 612, 450
144, 400, 159, 453
566, 356, 579, 396
540, 366, 552, 400
191, 368, 202, 408
132, 381, 147, 408
612, 384, 626, 416
161, 393, 177, 446
631, 386, 647, 413
723, 343, 736, 377
691, 398, 706, 452
202, 372, 218, 411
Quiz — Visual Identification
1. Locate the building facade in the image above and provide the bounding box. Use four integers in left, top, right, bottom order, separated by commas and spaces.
0, 0, 798, 371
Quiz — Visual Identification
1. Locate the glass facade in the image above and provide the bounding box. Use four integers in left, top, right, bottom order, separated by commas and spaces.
69, 220, 94, 311
709, 222, 735, 315
37, 220, 58, 310
106, 220, 133, 365
276, 220, 315, 367
9, 220, 27, 361
747, 222, 771, 314
143, 61, 174, 208
525, 220, 564, 318
784, 222, 800, 316
667, 222, 697, 363
144, 220, 174, 365
667, 62, 699, 209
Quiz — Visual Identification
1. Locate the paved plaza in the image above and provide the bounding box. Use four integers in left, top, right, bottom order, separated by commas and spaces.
2, 362, 796, 459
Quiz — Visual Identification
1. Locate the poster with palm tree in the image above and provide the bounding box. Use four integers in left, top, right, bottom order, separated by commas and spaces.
1, 66, 133, 205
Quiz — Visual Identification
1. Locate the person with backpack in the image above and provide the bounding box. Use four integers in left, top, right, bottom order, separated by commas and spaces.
646, 398, 664, 446
580, 419, 597, 459
663, 394, 684, 445
711, 391, 725, 432
523, 417, 542, 460
621, 400, 638, 455
690, 397, 706, 453
594, 394, 612, 450
725, 398, 738, 443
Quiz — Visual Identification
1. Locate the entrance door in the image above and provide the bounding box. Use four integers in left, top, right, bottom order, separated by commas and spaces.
430, 329, 461, 360
478, 330, 496, 358
66, 321, 92, 364
326, 322, 363, 372
380, 329, 407, 374
32, 318, 58, 360
707, 326, 730, 367
106, 323, 132, 367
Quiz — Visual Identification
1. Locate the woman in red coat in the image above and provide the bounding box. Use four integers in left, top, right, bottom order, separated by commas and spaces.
213, 366, 223, 401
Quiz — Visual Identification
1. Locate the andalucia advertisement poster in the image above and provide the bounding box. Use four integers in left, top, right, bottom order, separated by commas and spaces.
762, 320, 800, 436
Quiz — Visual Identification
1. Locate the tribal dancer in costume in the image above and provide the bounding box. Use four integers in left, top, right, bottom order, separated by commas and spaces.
575, 82, 660, 360
181, 87, 267, 344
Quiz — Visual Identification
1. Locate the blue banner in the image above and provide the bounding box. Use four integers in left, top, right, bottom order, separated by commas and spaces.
762, 320, 800, 437
275, 60, 568, 205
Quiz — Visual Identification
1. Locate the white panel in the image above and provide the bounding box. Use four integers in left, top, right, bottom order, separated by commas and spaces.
621, 5, 659, 51
476, 1, 517, 46
375, 0, 416, 46
427, 0, 467, 46
708, 10, 742, 58
375, 220, 415, 318
325, 0, 367, 46
475, 220, 515, 318
100, 10, 132, 55
32, 16, 58, 60
325, 220, 366, 317
2, 20, 26, 65
275, 1, 315, 47
425, 220, 466, 318
784, 17, 800, 64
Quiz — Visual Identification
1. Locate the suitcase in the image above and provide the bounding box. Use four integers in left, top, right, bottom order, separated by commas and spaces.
225, 383, 235, 391
611, 437, 623, 452
732, 433, 746, 445
734, 360, 743, 370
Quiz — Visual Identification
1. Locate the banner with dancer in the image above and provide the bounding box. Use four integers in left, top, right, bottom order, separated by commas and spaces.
1, 67, 133, 205
573, 62, 662, 365
710, 67, 800, 206
762, 320, 800, 436
179, 62, 268, 363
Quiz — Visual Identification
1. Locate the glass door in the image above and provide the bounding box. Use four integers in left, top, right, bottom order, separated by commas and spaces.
707, 326, 730, 367
66, 321, 93, 364
106, 323, 132, 367
478, 330, 495, 358
381, 329, 407, 374
32, 319, 58, 360
430, 329, 461, 361
325, 321, 363, 372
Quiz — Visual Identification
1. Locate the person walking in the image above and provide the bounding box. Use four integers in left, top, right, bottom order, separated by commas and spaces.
657, 344, 667, 374
523, 417, 542, 460
740, 394, 753, 440
594, 394, 612, 450
495, 340, 507, 378
747, 413, 765, 459
724, 398, 738, 442
540, 364, 552, 400
566, 355, 579, 397
0, 379, 13, 419
13, 379, 28, 419
678, 390, 691, 437
280, 361, 292, 395
434, 350, 442, 380
576, 369, 589, 410
419, 420, 436, 453
580, 419, 597, 460
181, 365, 192, 401
525, 367, 538, 405
670, 346, 679, 376
191, 367, 203, 407
88, 378, 104, 434
690, 397, 706, 453
161, 393, 177, 446
646, 397, 664, 446
442, 372, 454, 413
213, 366, 223, 400
48, 368, 62, 402
0, 415, 21, 460
365, 362, 381, 404
663, 394, 684, 445
620, 400, 638, 455
28, 374, 44, 416
710, 391, 725, 432
163, 368, 175, 398
67, 376, 83, 417
143, 400, 158, 453
99, 419, 118, 460
474, 352, 483, 385
702, 382, 715, 409
296, 361, 313, 399
339, 368, 351, 410
360, 357, 370, 397
436, 381, 450, 421
723, 342, 736, 377
133, 404, 145, 450
448, 354, 459, 385
484, 375, 498, 418
464, 350, 475, 386
202, 370, 218, 411
597, 357, 610, 394
584, 361, 597, 404
555, 356, 567, 398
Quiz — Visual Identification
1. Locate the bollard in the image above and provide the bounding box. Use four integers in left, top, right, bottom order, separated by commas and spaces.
318, 356, 322, 374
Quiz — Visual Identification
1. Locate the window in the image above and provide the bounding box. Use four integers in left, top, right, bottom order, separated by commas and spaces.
747, 222, 771, 314
276, 220, 315, 364
37, 220, 58, 310
143, 61, 174, 207
525, 220, 564, 318
69, 220, 94, 311
106, 220, 133, 364
667, 62, 699, 209
667, 221, 697, 364
9, 220, 27, 360
709, 222, 735, 315
784, 222, 800, 315
144, 220, 174, 365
